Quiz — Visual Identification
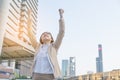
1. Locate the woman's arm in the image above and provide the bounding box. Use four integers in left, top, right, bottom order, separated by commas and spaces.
53, 9, 65, 51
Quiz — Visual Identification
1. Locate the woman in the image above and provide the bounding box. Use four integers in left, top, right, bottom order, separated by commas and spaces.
28, 9, 65, 80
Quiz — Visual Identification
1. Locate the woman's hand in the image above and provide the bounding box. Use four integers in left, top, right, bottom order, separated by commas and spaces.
59, 9, 64, 18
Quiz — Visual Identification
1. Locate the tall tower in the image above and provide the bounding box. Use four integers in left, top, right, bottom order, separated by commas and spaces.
16, 0, 39, 77
0, 0, 12, 55
62, 60, 69, 77
0, 0, 38, 59
19, 0, 38, 41
0, 0, 38, 77
96, 44, 103, 72
69, 57, 76, 77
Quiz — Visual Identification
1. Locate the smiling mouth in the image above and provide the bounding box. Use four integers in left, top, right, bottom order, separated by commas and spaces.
44, 36, 49, 38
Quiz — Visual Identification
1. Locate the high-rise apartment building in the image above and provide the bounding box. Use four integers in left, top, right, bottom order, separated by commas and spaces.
17, 0, 38, 77
69, 57, 76, 77
0, 0, 38, 59
96, 44, 103, 72
0, 0, 38, 77
62, 60, 69, 77
62, 57, 76, 78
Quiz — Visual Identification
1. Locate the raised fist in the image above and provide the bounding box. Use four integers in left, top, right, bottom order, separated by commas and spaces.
59, 9, 64, 18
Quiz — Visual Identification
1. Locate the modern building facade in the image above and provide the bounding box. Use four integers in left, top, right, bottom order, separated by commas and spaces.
17, 0, 38, 77
96, 44, 103, 72
0, 0, 38, 77
0, 65, 14, 79
69, 57, 76, 77
62, 57, 76, 78
0, 0, 38, 58
62, 60, 69, 77
15, 60, 33, 77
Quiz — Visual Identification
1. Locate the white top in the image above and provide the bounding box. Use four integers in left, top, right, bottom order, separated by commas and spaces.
33, 44, 53, 74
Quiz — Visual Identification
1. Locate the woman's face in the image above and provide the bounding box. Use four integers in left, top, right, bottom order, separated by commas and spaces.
41, 32, 52, 44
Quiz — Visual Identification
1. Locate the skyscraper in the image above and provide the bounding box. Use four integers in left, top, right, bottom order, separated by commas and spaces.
62, 57, 76, 78
69, 57, 76, 77
0, 0, 38, 77
15, 0, 38, 77
96, 44, 103, 72
0, 0, 38, 59
62, 60, 69, 77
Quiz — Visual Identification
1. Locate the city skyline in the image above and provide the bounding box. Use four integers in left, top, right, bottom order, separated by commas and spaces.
0, 0, 120, 78
37, 0, 120, 75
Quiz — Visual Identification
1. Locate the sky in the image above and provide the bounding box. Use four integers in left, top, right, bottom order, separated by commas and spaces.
36, 0, 120, 76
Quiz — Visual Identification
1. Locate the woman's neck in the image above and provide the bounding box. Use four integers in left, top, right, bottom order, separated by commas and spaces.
43, 42, 50, 45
